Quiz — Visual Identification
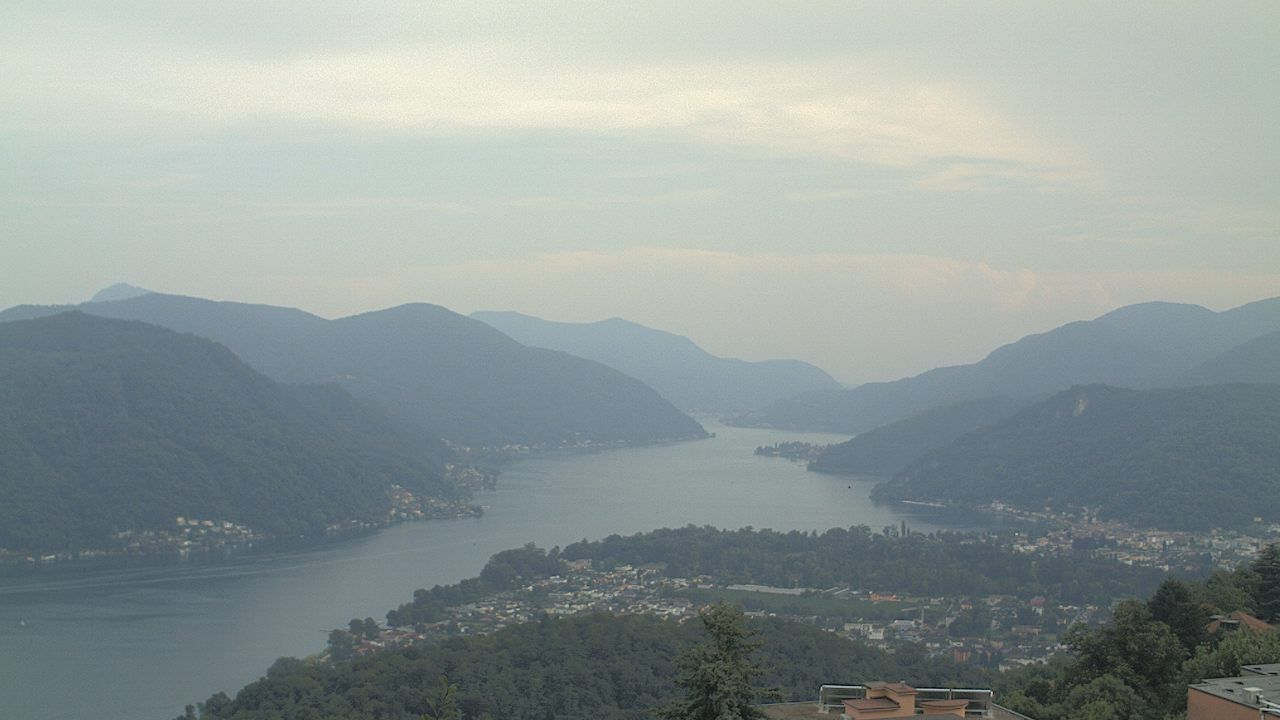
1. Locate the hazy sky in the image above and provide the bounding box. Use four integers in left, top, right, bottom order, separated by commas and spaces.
3, 2, 1277, 383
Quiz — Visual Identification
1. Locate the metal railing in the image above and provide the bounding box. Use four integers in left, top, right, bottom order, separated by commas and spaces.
817, 684, 994, 716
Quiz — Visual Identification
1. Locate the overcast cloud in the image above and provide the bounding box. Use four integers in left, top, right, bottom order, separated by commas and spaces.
3, 2, 1277, 382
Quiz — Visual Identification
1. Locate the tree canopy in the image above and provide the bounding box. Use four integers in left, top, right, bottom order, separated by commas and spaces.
658, 603, 779, 720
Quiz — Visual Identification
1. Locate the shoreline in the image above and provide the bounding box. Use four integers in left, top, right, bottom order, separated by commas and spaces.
0, 504, 485, 576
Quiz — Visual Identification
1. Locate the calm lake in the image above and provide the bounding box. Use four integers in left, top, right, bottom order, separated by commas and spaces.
0, 423, 990, 720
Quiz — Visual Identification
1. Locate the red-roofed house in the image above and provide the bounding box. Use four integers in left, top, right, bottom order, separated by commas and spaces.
1206, 610, 1275, 636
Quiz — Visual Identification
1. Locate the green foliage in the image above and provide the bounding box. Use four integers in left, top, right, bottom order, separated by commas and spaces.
1183, 623, 1280, 681
422, 675, 461, 720
1253, 542, 1280, 622
0, 312, 459, 552
1001, 559, 1280, 720
809, 396, 1028, 476
561, 525, 1165, 605
388, 544, 562, 626
1146, 579, 1209, 653
658, 603, 779, 720
1063, 601, 1185, 716
1190, 569, 1258, 615
947, 606, 993, 638
673, 587, 905, 624
189, 612, 984, 720
328, 629, 356, 662
875, 384, 1280, 530
349, 617, 381, 640
1060, 675, 1144, 720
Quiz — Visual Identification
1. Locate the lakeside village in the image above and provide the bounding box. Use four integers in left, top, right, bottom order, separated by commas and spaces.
330, 557, 1105, 673
335, 514, 1278, 674
0, 464, 495, 567
754, 442, 1280, 574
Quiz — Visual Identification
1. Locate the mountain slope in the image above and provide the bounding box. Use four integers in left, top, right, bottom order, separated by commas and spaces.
1175, 330, 1280, 386
871, 384, 1280, 530
808, 395, 1031, 476
736, 298, 1280, 434
0, 312, 459, 552
0, 294, 706, 448
472, 310, 843, 413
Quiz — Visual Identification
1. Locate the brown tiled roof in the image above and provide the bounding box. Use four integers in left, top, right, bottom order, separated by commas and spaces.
1207, 610, 1275, 634
884, 682, 916, 694
1230, 610, 1275, 632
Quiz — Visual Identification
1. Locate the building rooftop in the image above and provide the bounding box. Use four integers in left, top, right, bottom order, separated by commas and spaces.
760, 701, 1037, 720
843, 698, 901, 711
921, 699, 970, 709
1189, 672, 1280, 709
1206, 610, 1275, 634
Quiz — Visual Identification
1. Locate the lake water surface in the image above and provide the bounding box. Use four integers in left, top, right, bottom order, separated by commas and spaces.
0, 423, 987, 720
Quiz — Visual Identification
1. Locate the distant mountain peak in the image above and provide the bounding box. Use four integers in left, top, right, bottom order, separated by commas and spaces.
0, 293, 704, 448
1092, 300, 1215, 327
471, 309, 842, 413
89, 283, 152, 303
735, 295, 1280, 434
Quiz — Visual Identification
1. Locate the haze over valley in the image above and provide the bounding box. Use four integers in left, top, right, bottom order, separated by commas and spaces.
3, 3, 1279, 720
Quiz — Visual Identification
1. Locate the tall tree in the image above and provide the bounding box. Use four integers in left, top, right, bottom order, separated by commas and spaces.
1184, 625, 1280, 682
1253, 543, 1280, 623
1146, 578, 1208, 653
423, 675, 461, 720
659, 603, 780, 720
1063, 601, 1184, 719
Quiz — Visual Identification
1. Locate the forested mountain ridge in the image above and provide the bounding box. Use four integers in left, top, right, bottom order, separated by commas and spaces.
873, 384, 1280, 530
733, 298, 1280, 434
472, 310, 843, 413
0, 293, 707, 448
0, 312, 462, 552
808, 395, 1031, 476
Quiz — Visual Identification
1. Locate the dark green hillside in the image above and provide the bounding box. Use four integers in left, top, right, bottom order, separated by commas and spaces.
472, 310, 843, 413
188, 612, 984, 720
0, 312, 457, 552
874, 384, 1280, 530
323, 304, 708, 447
0, 293, 706, 448
808, 396, 1030, 476
736, 298, 1280, 434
